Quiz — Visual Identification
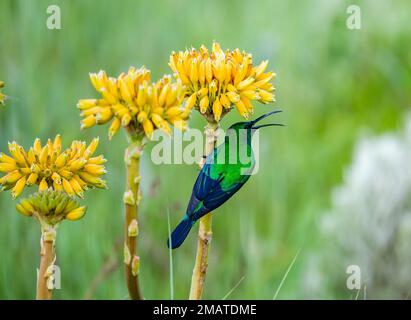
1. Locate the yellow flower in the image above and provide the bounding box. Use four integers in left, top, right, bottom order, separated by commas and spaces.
16, 189, 87, 223
0, 81, 6, 105
78, 67, 188, 139
0, 135, 107, 198
169, 42, 276, 121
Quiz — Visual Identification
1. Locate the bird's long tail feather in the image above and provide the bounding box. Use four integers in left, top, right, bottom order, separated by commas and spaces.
167, 215, 194, 249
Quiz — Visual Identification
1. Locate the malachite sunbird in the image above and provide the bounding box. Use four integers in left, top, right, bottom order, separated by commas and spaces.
168, 110, 283, 249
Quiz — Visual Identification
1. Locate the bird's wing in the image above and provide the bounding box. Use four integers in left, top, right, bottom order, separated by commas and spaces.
190, 146, 223, 201
187, 145, 252, 221
186, 161, 218, 217
201, 172, 249, 212
189, 169, 250, 221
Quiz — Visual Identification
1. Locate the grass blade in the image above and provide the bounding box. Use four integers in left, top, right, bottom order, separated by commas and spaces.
167, 207, 174, 300
272, 248, 301, 300
222, 276, 245, 300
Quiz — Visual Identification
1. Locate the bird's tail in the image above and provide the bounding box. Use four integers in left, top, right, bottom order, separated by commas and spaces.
167, 215, 194, 249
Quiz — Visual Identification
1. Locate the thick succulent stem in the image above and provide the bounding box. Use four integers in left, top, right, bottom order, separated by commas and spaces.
36, 225, 57, 300
123, 138, 143, 300
189, 121, 219, 300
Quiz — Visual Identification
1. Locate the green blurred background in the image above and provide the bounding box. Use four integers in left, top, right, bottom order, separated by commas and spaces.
0, 0, 410, 299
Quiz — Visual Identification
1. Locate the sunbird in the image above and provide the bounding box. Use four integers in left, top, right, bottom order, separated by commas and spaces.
168, 110, 283, 249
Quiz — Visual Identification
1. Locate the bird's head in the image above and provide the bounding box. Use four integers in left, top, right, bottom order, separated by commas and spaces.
226, 110, 283, 138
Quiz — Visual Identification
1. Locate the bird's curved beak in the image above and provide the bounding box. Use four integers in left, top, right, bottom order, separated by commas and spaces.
248, 110, 284, 129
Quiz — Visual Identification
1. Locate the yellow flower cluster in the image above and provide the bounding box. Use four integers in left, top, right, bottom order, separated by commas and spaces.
169, 42, 276, 122
0, 135, 107, 199
16, 189, 86, 222
78, 67, 188, 139
0, 81, 6, 105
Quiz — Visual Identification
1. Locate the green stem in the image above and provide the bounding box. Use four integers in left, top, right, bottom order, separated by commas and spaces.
36, 224, 57, 300
123, 138, 143, 300
189, 121, 219, 300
